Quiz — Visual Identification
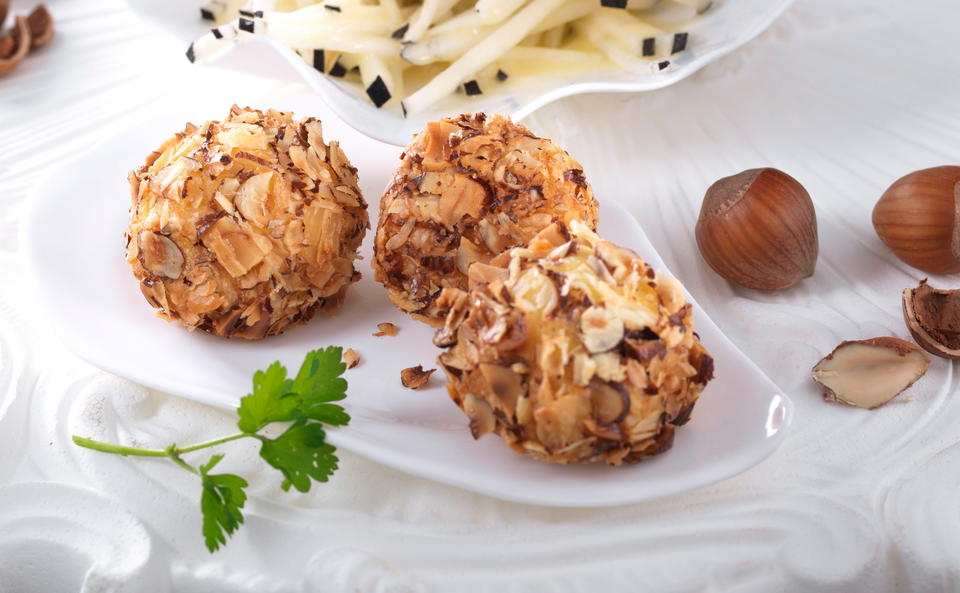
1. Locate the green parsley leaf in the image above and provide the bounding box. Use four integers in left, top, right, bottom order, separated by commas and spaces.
258, 422, 339, 493
237, 361, 297, 433
300, 403, 351, 426
199, 455, 248, 552
292, 347, 348, 403
291, 347, 350, 425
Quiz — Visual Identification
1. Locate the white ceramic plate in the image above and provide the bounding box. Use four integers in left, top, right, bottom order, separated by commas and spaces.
22, 96, 791, 507
126, 0, 793, 145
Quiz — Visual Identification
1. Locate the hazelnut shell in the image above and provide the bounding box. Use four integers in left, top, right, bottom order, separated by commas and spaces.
902, 279, 960, 359
695, 168, 818, 290
0, 16, 30, 76
26, 4, 53, 50
872, 166, 960, 275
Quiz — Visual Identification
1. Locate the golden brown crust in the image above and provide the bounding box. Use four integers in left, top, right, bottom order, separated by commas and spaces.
125, 105, 369, 339
372, 113, 600, 325
436, 221, 713, 465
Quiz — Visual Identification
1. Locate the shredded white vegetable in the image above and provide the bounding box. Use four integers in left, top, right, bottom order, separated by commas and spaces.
190, 0, 703, 115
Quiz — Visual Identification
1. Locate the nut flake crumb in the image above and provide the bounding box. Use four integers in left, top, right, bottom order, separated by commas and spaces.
342, 348, 361, 369
401, 365, 435, 389
373, 322, 399, 337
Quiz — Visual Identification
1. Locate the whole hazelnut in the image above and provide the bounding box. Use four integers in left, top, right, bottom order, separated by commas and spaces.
695, 168, 818, 290
872, 166, 960, 275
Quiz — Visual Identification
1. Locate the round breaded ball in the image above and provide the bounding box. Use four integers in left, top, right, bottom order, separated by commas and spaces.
373, 113, 599, 325
433, 221, 714, 465
125, 105, 369, 339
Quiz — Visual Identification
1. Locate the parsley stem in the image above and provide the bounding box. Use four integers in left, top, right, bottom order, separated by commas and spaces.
71, 432, 251, 458
176, 433, 250, 453
165, 446, 199, 475
71, 435, 168, 457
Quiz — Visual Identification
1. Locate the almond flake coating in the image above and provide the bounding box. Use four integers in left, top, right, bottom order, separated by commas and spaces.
373, 113, 599, 325
125, 105, 369, 339
436, 221, 714, 465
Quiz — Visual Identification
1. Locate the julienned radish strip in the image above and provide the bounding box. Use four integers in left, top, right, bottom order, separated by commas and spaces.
359, 53, 401, 107
403, 0, 460, 41
401, 0, 566, 115
475, 0, 528, 25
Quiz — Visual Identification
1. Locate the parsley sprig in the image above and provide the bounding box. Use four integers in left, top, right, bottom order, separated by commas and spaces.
72, 347, 349, 552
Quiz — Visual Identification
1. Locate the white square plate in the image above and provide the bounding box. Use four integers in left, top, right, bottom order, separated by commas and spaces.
21, 96, 791, 506
126, 0, 794, 145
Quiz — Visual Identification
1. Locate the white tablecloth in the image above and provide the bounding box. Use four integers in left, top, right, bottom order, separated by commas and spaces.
2, 0, 960, 591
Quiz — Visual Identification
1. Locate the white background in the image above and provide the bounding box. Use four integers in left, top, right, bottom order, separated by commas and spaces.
2, 0, 960, 591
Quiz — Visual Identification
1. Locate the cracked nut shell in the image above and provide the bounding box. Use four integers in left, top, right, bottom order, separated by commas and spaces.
26, 4, 54, 50
373, 113, 599, 325
125, 105, 369, 339
0, 16, 30, 76
903, 279, 960, 359
695, 167, 818, 290
435, 220, 714, 465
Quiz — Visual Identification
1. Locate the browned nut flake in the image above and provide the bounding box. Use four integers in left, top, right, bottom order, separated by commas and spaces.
373, 322, 398, 337
401, 365, 435, 389
0, 1, 9, 29
125, 106, 369, 339
903, 279, 960, 359
873, 166, 960, 275
342, 348, 361, 369
373, 113, 600, 325
812, 337, 929, 409
26, 4, 53, 50
695, 168, 818, 290
0, 16, 30, 76
436, 220, 714, 465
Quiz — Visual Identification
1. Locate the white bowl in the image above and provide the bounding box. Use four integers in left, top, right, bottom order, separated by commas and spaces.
126, 0, 794, 145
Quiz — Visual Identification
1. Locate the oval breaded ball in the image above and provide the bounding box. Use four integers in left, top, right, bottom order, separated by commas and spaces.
434, 221, 714, 465
373, 113, 599, 325
125, 105, 369, 339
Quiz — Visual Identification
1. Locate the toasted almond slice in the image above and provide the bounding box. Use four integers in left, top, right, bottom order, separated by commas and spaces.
462, 393, 495, 438
138, 231, 184, 279
580, 305, 625, 353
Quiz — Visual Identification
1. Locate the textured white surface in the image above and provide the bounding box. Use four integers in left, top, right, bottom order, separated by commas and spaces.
2, 0, 960, 591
